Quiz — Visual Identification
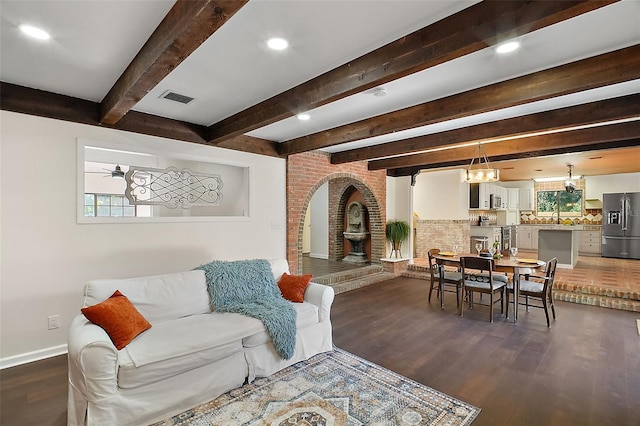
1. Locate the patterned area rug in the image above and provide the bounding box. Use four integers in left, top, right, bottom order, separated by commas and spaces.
154, 348, 480, 425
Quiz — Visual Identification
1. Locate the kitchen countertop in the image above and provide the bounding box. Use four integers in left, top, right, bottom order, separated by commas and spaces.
472, 224, 602, 230
538, 226, 583, 231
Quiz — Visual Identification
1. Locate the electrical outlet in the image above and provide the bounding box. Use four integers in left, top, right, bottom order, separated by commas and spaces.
48, 315, 60, 330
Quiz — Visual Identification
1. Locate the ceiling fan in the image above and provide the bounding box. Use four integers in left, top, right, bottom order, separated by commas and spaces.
85, 164, 125, 178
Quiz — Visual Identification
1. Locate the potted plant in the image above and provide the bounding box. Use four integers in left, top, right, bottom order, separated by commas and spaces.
386, 220, 410, 258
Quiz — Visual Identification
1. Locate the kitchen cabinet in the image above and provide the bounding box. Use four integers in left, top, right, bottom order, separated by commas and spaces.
469, 183, 491, 209
499, 186, 508, 209
519, 188, 534, 211
470, 183, 514, 210
517, 225, 540, 250
579, 228, 602, 255
508, 188, 519, 211
532, 226, 539, 249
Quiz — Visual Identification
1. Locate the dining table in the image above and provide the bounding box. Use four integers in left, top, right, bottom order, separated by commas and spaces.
433, 252, 546, 323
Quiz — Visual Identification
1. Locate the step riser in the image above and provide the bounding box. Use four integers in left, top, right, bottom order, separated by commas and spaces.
313, 266, 384, 285
555, 282, 640, 302
553, 290, 640, 313
329, 272, 396, 295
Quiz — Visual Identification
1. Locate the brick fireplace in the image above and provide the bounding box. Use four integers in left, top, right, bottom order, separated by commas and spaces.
286, 151, 386, 274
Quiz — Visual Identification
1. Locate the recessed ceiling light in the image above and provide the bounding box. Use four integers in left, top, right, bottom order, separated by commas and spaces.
496, 41, 519, 54
297, 113, 310, 121
267, 37, 288, 51
19, 24, 50, 40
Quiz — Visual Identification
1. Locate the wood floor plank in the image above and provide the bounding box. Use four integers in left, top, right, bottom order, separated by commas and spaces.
332, 276, 640, 426
1, 275, 639, 425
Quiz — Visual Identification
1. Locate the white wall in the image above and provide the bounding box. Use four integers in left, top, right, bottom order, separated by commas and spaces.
309, 182, 328, 259
386, 175, 412, 258
499, 180, 534, 191
413, 169, 469, 220
585, 173, 640, 199
302, 208, 311, 253
386, 175, 411, 223
0, 111, 287, 365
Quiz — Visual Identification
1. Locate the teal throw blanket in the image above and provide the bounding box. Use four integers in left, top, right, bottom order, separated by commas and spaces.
195, 259, 296, 360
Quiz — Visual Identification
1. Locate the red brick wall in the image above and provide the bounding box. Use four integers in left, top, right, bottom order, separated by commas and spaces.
287, 151, 386, 274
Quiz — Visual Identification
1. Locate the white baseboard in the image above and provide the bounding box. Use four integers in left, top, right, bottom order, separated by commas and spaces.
0, 344, 68, 370
309, 253, 329, 260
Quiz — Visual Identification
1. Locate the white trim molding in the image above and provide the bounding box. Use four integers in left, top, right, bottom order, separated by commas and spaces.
0, 344, 68, 370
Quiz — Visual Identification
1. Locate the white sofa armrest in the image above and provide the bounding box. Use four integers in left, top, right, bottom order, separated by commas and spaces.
67, 314, 119, 403
304, 282, 334, 323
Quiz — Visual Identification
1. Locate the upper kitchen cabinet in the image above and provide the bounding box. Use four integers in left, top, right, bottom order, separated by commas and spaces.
470, 183, 519, 210
469, 182, 490, 209
508, 188, 519, 211
519, 188, 534, 211
498, 186, 508, 209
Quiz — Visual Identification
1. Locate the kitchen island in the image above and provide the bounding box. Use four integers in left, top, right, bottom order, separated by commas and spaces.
538, 227, 581, 269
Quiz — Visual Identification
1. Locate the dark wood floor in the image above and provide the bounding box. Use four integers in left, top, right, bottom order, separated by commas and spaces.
302, 253, 364, 276
1, 354, 67, 426
1, 276, 639, 425
332, 277, 640, 426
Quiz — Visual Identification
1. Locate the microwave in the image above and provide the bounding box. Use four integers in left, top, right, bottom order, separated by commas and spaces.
489, 194, 502, 209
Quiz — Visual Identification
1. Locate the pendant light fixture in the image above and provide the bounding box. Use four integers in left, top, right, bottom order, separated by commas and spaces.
564, 164, 576, 193
464, 143, 499, 183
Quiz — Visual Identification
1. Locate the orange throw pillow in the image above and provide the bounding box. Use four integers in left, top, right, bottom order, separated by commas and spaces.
81, 290, 152, 350
278, 273, 312, 303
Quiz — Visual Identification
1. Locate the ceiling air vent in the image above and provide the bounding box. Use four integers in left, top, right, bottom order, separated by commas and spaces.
159, 90, 194, 105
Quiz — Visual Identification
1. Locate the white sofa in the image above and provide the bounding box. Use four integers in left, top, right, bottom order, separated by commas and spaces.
67, 259, 334, 426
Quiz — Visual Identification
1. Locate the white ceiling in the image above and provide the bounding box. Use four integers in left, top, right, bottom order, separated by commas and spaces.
1, 0, 639, 181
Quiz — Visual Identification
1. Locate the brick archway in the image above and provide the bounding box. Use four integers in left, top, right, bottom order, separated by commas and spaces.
294, 173, 384, 274
287, 151, 386, 274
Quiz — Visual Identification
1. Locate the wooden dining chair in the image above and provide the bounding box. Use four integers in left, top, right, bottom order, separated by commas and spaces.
505, 257, 558, 327
427, 249, 462, 307
459, 256, 506, 323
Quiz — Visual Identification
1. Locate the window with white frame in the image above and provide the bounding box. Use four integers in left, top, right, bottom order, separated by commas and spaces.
84, 193, 136, 217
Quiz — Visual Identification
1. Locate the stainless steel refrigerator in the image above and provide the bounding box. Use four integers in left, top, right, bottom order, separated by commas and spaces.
602, 192, 640, 259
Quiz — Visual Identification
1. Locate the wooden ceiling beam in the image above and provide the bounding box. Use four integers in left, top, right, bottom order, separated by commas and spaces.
371, 120, 640, 172
100, 0, 248, 125
331, 94, 640, 164
386, 138, 640, 177
1, 82, 280, 157
206, 0, 614, 145
282, 44, 640, 155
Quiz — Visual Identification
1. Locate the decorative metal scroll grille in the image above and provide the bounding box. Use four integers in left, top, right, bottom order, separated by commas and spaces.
125, 166, 223, 209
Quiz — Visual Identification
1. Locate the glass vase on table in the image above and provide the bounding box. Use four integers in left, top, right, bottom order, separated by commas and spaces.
475, 242, 483, 256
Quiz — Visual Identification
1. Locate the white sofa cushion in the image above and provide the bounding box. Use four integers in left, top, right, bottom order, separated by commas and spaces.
83, 270, 211, 324
242, 302, 319, 348
118, 312, 264, 389
269, 258, 290, 282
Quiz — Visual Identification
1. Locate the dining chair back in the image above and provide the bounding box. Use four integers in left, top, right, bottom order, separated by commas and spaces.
427, 249, 462, 307
506, 257, 558, 327
459, 256, 506, 323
